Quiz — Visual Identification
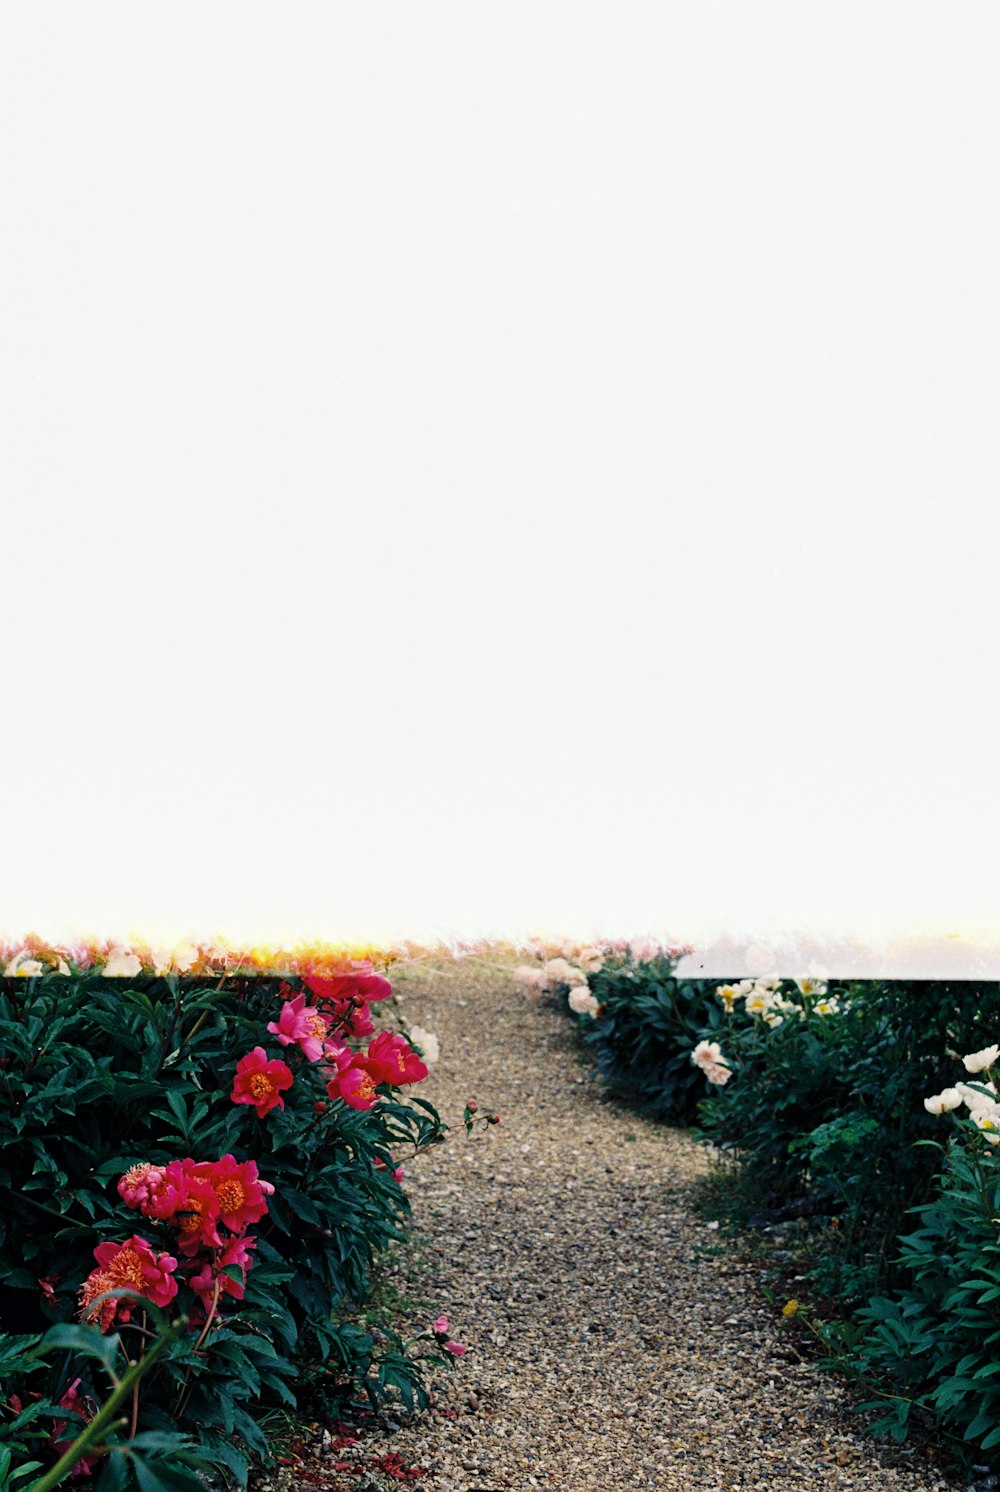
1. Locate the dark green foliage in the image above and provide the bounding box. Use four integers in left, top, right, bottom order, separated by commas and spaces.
551, 962, 1000, 1463
819, 1128, 1000, 1463
700, 980, 1000, 1301
0, 970, 447, 1486
574, 955, 729, 1122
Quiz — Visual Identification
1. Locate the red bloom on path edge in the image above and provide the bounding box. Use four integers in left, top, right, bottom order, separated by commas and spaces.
78, 1236, 178, 1331
231, 1046, 294, 1117
367, 1030, 429, 1087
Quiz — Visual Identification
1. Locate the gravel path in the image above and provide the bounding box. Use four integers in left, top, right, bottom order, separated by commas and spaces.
336, 956, 963, 1492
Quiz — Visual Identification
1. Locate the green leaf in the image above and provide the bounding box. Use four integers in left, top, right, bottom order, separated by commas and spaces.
33, 1322, 124, 1375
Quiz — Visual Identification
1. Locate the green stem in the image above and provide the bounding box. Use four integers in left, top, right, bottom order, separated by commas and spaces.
0, 1188, 95, 1232
173, 1277, 221, 1420
26, 1318, 187, 1492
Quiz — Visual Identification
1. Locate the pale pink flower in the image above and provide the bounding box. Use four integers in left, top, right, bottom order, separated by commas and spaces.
514, 965, 546, 990
691, 1039, 724, 1071
568, 986, 600, 1018
629, 937, 661, 963
541, 958, 579, 990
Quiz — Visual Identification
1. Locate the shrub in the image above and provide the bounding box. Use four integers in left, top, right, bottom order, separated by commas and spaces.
0, 943, 451, 1487
580, 963, 729, 1122
822, 1054, 1000, 1462
515, 938, 721, 1122
698, 979, 1000, 1300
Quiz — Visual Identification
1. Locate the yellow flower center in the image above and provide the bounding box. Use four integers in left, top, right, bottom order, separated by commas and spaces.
110, 1247, 146, 1290
249, 1073, 274, 1101
177, 1200, 204, 1234
216, 1179, 246, 1214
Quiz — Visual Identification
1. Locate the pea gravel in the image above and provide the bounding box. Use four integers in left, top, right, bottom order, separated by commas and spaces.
324, 956, 970, 1492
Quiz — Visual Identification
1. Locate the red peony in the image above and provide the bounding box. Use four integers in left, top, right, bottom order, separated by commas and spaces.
304, 972, 392, 1004
159, 1159, 224, 1254
192, 1154, 274, 1233
231, 1046, 294, 1118
50, 1378, 101, 1477
367, 1030, 429, 1087
327, 1055, 382, 1111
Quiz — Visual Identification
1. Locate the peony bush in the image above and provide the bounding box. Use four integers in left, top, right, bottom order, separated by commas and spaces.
0, 937, 459, 1488
517, 938, 728, 1122
824, 1041, 1000, 1458
518, 947, 1000, 1464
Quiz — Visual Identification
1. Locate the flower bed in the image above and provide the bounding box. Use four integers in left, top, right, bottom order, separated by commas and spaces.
518, 939, 1000, 1467
0, 938, 463, 1490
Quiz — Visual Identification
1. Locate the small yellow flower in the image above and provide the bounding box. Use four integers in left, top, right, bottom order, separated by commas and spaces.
782, 1299, 799, 1318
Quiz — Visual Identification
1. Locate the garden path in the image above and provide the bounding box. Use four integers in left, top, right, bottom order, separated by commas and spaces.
334, 957, 961, 1492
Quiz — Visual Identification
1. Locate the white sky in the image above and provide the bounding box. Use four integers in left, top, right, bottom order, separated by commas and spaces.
2, 4, 998, 967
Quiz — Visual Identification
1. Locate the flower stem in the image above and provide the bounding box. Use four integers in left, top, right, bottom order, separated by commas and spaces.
26, 1318, 187, 1492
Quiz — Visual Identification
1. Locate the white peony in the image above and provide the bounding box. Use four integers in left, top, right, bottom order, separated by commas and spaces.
4, 953, 46, 977
962, 1045, 1000, 1074
956, 1080, 999, 1113
923, 1088, 963, 1115
973, 1109, 1000, 1142
102, 950, 142, 978
408, 1025, 440, 1064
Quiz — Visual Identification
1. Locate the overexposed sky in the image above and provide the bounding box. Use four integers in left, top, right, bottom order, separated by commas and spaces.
2, 4, 998, 959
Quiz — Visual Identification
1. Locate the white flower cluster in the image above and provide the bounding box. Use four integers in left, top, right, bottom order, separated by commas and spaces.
691, 1039, 732, 1086
925, 1044, 1000, 1142
714, 977, 842, 1028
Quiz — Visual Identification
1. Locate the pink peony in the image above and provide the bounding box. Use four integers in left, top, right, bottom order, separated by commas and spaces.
327, 1056, 382, 1111
78, 1237, 178, 1331
266, 992, 329, 1062
118, 1162, 187, 1220
431, 1315, 467, 1355
187, 1233, 257, 1314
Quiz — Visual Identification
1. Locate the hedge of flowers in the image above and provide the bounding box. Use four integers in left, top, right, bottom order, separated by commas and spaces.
0, 937, 470, 1490
519, 941, 1000, 1466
